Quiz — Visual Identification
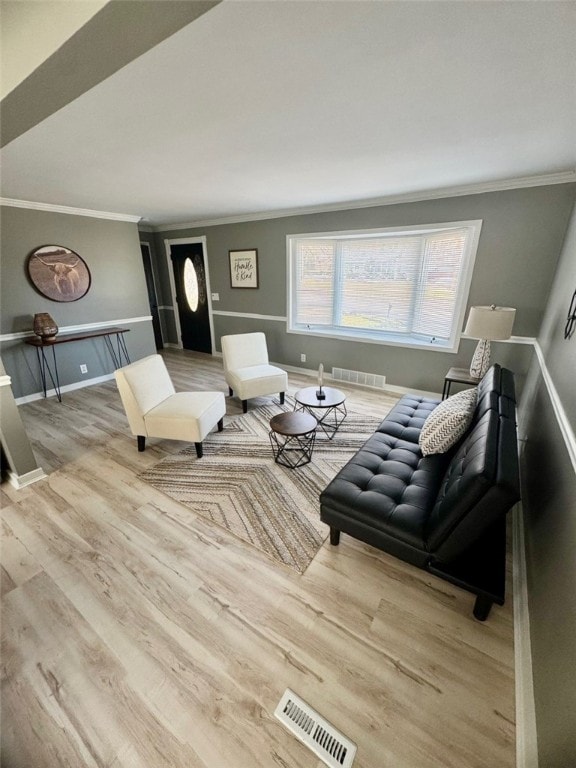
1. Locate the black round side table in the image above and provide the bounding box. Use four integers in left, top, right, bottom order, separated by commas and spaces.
294, 386, 347, 439
269, 411, 317, 469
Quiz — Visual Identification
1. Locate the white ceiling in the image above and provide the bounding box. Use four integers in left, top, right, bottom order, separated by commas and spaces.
1, 0, 575, 227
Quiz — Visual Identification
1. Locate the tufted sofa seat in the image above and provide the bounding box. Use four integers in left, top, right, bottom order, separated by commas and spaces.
320, 365, 520, 619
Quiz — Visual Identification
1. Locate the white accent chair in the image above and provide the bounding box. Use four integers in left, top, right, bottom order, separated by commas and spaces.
115, 355, 226, 458
221, 332, 288, 413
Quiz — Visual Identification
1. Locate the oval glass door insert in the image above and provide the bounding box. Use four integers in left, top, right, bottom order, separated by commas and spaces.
184, 257, 199, 311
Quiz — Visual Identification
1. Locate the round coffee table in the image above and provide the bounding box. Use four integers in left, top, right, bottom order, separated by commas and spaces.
293, 386, 347, 440
269, 411, 317, 468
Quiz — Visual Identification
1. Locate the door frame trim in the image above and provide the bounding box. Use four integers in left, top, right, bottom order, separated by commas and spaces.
163, 236, 215, 352
140, 240, 163, 348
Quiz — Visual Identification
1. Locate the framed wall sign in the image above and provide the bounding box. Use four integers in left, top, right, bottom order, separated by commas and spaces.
229, 249, 258, 288
27, 245, 91, 302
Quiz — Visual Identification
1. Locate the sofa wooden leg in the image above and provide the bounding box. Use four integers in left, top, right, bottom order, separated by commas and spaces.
242, 400, 248, 413
228, 387, 233, 397
217, 417, 224, 432
280, 392, 285, 405
330, 528, 341, 546
195, 442, 203, 458
473, 595, 493, 621
137, 435, 145, 452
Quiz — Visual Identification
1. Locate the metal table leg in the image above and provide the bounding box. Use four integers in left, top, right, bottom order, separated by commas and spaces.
295, 401, 347, 440
37, 345, 62, 402
269, 429, 316, 468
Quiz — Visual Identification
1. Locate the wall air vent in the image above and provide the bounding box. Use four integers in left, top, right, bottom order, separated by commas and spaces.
332, 367, 386, 390
274, 688, 357, 768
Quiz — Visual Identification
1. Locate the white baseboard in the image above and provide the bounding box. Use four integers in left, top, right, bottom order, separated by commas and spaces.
8, 467, 47, 488
378, 381, 441, 400
216, 352, 443, 399
15, 373, 115, 405
513, 502, 539, 768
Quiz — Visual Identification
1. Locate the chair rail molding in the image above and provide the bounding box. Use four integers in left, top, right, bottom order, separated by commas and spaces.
513, 340, 575, 768
532, 340, 576, 472
212, 310, 287, 322
0, 316, 152, 343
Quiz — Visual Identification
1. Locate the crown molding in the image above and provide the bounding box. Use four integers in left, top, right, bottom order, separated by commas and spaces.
0, 197, 141, 223
152, 170, 576, 232
2, 170, 573, 230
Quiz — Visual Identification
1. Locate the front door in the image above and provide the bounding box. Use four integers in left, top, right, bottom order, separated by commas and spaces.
169, 241, 212, 353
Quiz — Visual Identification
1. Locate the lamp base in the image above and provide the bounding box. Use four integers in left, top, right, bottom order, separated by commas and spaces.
469, 339, 491, 379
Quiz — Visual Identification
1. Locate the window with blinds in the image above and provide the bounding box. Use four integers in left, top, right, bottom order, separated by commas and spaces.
287, 221, 482, 351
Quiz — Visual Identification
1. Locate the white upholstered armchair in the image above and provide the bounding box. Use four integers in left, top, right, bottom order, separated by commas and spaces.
115, 355, 226, 458
221, 332, 288, 413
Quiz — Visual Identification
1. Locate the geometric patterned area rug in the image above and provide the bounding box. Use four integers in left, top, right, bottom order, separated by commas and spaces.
138, 398, 383, 573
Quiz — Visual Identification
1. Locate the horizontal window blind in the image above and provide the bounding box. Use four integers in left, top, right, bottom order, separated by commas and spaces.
413, 229, 467, 339
338, 237, 421, 334
294, 239, 334, 327
288, 221, 481, 351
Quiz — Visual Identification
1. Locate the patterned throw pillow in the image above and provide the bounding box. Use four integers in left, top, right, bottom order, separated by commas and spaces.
418, 387, 477, 456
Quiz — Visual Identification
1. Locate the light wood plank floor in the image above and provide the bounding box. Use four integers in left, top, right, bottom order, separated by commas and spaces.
1, 349, 515, 768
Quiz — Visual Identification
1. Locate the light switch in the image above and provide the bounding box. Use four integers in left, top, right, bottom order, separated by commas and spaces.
211, 293, 219, 301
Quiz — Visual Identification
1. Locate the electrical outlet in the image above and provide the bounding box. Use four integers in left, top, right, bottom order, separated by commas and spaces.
211, 293, 219, 301
300, 353, 306, 363
80, 364, 88, 374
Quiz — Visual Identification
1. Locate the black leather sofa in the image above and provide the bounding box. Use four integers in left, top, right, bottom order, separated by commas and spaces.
319, 365, 520, 620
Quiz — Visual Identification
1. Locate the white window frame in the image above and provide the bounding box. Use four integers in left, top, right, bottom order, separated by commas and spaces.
286, 220, 482, 353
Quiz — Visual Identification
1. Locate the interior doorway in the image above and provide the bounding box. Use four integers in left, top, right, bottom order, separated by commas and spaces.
165, 237, 214, 353
140, 242, 163, 350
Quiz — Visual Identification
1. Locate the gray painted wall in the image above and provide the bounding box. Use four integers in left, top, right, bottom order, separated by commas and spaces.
0, 205, 157, 398
535, 203, 576, 425
151, 184, 575, 394
518, 202, 576, 767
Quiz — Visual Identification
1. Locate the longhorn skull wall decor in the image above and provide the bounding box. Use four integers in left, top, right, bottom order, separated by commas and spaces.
27, 245, 91, 302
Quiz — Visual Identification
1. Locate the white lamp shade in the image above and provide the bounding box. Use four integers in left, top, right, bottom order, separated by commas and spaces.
464, 305, 516, 340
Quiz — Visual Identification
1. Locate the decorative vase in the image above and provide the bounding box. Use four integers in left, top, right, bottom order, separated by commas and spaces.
33, 312, 59, 339
316, 362, 326, 399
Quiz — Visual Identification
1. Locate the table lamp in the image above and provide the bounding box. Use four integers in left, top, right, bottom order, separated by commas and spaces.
464, 305, 516, 378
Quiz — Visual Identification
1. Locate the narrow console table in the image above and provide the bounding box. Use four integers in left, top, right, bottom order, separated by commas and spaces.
25, 326, 130, 402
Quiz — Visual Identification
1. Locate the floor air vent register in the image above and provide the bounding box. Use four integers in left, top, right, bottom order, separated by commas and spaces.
274, 689, 357, 768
